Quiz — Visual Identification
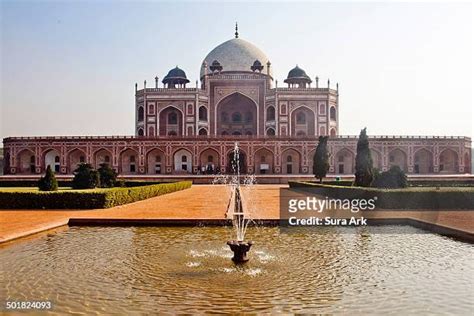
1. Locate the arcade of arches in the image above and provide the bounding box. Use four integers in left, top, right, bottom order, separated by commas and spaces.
5, 139, 471, 175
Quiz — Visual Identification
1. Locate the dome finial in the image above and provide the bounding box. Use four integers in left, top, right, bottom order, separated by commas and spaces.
235, 22, 239, 38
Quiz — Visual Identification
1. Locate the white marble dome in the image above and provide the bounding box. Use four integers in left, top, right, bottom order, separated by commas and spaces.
200, 38, 272, 78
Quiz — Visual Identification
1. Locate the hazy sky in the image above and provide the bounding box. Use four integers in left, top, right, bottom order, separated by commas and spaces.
1, 1, 472, 141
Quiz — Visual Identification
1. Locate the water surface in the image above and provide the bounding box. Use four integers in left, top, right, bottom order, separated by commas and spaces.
1, 226, 472, 314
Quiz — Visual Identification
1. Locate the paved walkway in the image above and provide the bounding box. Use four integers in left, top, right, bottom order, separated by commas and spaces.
1, 184, 473, 244
0, 185, 232, 243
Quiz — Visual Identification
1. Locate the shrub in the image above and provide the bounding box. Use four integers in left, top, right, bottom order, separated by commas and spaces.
72, 163, 100, 189
0, 181, 192, 209
98, 163, 117, 188
38, 166, 58, 191
372, 166, 408, 189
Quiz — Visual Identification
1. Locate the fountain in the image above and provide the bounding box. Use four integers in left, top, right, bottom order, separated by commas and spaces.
226, 142, 254, 263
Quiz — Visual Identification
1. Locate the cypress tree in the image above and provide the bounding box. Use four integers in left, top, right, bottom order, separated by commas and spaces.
38, 165, 58, 191
354, 127, 374, 187
313, 136, 330, 183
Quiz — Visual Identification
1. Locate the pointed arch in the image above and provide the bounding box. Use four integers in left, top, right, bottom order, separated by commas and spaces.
148, 126, 155, 136
414, 148, 434, 174
216, 92, 258, 136
439, 148, 458, 173
388, 148, 408, 172
137, 106, 144, 121
226, 147, 247, 174
119, 148, 139, 175
289, 105, 316, 137
335, 148, 355, 174
67, 148, 87, 173
254, 147, 274, 174
146, 148, 165, 174
330, 106, 337, 121
266, 105, 275, 121
198, 106, 208, 121
94, 148, 113, 169
16, 148, 36, 174
266, 127, 275, 136
199, 148, 220, 174
173, 148, 193, 173
282, 148, 302, 174
369, 148, 383, 171
158, 105, 185, 136
198, 127, 208, 136
42, 148, 61, 173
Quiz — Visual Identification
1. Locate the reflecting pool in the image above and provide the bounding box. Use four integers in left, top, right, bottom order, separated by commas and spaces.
1, 226, 472, 314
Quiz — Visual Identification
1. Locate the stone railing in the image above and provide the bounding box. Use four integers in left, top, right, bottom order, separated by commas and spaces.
136, 88, 202, 95
272, 87, 333, 92
206, 73, 269, 80
3, 135, 471, 141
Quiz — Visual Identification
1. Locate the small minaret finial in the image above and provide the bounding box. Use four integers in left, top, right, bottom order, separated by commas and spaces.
235, 22, 239, 38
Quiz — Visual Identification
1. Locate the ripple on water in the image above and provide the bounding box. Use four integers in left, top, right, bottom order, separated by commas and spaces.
0, 225, 473, 314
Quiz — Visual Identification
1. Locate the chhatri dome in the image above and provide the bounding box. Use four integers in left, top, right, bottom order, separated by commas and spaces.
162, 66, 190, 88
200, 23, 273, 79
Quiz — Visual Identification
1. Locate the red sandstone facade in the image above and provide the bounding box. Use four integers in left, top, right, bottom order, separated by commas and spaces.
3, 136, 471, 176
2, 31, 472, 176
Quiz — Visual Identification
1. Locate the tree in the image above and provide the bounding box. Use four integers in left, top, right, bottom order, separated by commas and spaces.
354, 127, 374, 187
372, 166, 408, 189
38, 165, 58, 191
98, 163, 117, 188
72, 163, 100, 189
313, 136, 330, 183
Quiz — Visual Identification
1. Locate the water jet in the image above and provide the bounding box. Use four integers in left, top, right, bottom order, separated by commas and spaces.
226, 142, 254, 263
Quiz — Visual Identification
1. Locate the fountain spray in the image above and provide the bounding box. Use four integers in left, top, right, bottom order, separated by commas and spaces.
227, 142, 253, 263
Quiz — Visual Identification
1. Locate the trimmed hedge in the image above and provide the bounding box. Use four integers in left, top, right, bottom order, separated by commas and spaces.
0, 181, 192, 209
304, 180, 353, 187
288, 181, 474, 210
409, 179, 474, 187
299, 179, 474, 187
